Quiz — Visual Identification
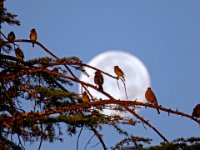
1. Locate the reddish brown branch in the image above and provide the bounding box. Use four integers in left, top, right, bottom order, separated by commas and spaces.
5, 38, 119, 100
124, 106, 169, 142
1, 65, 199, 125
14, 39, 103, 102
0, 66, 114, 99
80, 63, 117, 79
14, 39, 58, 59
19, 85, 39, 99
13, 100, 199, 125
3, 99, 197, 143
2, 37, 199, 145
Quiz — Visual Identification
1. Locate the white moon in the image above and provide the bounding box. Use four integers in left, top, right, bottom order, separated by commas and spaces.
79, 50, 151, 116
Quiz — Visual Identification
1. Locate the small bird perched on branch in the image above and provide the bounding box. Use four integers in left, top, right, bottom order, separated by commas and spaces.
7, 31, 15, 42
145, 87, 160, 114
15, 48, 24, 61
30, 28, 37, 47
82, 91, 90, 103
114, 66, 125, 81
192, 103, 200, 118
94, 70, 104, 92
52, 68, 58, 73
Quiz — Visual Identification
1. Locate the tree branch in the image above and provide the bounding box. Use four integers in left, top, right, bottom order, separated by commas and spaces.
8, 100, 199, 125
89, 125, 107, 150
76, 127, 83, 150
123, 106, 169, 142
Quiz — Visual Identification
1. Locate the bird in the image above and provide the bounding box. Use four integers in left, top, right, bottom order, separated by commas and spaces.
15, 48, 24, 61
192, 103, 200, 118
94, 70, 104, 91
145, 87, 160, 114
30, 28, 37, 47
7, 31, 15, 42
52, 68, 58, 73
82, 91, 90, 103
114, 66, 125, 81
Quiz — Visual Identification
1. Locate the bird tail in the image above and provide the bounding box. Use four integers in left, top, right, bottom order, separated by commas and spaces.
32, 42, 34, 47
156, 108, 160, 114
99, 85, 103, 92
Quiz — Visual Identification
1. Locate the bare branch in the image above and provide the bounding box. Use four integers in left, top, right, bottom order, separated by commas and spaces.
89, 125, 107, 150
76, 127, 83, 150
123, 106, 169, 142
38, 123, 43, 150
84, 134, 95, 150
3, 100, 198, 127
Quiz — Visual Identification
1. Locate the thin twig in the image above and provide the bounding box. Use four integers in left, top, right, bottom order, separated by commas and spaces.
38, 123, 43, 150
76, 127, 83, 150
84, 134, 95, 150
89, 126, 107, 150
121, 79, 128, 100
80, 63, 117, 79
116, 80, 120, 90
19, 84, 39, 98
124, 106, 169, 142
17, 135, 24, 149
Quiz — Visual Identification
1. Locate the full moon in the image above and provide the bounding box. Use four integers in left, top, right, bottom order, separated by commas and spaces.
79, 50, 151, 116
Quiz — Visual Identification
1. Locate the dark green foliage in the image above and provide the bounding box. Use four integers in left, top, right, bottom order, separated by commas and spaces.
1, 39, 140, 149
111, 137, 200, 150
111, 136, 152, 150
143, 137, 200, 150
0, 135, 22, 150
0, 38, 12, 53
0, 0, 20, 26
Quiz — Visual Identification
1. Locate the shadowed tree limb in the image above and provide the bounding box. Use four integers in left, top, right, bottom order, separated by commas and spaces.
1, 35, 199, 148
89, 125, 107, 150
3, 100, 198, 125
123, 106, 169, 142
38, 123, 43, 150
1, 99, 198, 146
13, 39, 91, 92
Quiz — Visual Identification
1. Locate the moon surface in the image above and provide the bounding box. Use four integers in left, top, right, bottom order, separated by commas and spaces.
79, 50, 151, 116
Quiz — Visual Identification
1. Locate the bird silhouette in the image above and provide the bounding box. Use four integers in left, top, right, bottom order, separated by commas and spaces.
145, 87, 160, 114
114, 66, 125, 81
7, 31, 15, 42
82, 91, 90, 103
192, 103, 200, 118
94, 70, 104, 92
15, 48, 24, 61
30, 28, 37, 47
52, 68, 58, 73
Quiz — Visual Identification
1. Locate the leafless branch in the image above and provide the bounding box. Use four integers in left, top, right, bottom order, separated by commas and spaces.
84, 134, 95, 150
76, 127, 83, 150
7, 100, 198, 125
123, 106, 169, 142
89, 125, 107, 150
38, 123, 43, 150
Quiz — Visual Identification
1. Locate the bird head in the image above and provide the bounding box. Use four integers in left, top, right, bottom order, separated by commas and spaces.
95, 70, 101, 75
31, 28, 36, 32
147, 87, 151, 90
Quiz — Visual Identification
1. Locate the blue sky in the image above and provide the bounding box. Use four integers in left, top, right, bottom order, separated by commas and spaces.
3, 1, 200, 149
